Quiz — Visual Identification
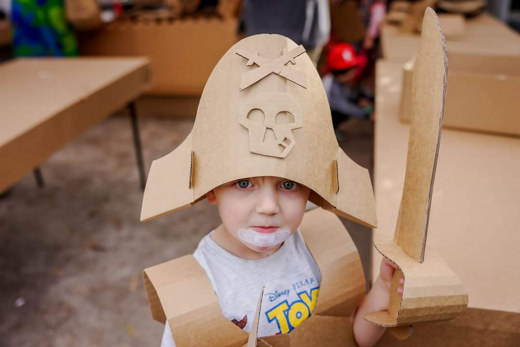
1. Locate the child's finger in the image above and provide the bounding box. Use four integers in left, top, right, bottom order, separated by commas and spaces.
397, 287, 403, 296
380, 259, 395, 283
382, 257, 399, 269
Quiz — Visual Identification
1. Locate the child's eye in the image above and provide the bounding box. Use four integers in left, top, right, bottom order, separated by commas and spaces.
235, 180, 252, 189
280, 181, 298, 191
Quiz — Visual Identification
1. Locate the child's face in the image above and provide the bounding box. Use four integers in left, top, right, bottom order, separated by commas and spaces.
207, 176, 310, 254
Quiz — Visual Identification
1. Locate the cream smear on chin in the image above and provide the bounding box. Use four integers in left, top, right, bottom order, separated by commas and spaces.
237, 228, 292, 248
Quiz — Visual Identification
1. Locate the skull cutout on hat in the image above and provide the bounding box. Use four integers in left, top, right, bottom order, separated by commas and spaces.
141, 34, 377, 229
239, 93, 303, 158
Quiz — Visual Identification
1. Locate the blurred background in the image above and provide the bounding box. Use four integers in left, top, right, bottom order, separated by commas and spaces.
0, 0, 519, 346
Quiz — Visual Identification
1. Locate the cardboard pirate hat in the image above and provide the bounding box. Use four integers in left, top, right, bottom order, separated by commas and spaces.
141, 34, 377, 228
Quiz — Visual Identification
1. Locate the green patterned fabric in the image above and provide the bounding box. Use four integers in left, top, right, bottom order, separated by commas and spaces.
11, 0, 78, 57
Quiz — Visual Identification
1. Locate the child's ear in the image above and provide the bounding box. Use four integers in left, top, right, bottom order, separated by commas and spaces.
207, 190, 217, 204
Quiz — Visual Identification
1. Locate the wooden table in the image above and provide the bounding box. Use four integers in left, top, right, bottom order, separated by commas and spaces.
0, 57, 152, 193
381, 13, 520, 63
372, 61, 520, 345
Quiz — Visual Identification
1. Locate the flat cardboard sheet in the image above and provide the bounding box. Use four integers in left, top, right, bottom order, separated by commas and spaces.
373, 61, 520, 338
0, 58, 151, 193
79, 17, 238, 96
400, 53, 520, 136
381, 13, 520, 63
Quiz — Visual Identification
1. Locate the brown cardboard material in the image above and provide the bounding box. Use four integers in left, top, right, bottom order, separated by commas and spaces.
438, 0, 486, 15
144, 207, 366, 347
435, 14, 465, 37
400, 53, 520, 137
386, 1, 411, 25
381, 13, 520, 64
65, 0, 103, 31
140, 34, 377, 228
375, 308, 520, 346
246, 287, 264, 347
0, 58, 152, 193
79, 17, 238, 96
330, 1, 366, 43
0, 20, 11, 47
364, 9, 468, 334
401, 0, 438, 33
386, 11, 408, 25
390, 1, 411, 13
374, 61, 520, 346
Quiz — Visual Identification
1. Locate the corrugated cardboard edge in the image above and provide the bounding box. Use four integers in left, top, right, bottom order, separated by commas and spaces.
140, 133, 194, 221
364, 239, 468, 327
393, 7, 447, 262
143, 255, 248, 347
246, 287, 264, 347
324, 148, 377, 229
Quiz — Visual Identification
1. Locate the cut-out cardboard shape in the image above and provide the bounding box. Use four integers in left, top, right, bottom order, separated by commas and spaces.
236, 45, 307, 90
239, 93, 303, 158
144, 208, 366, 347
364, 8, 468, 338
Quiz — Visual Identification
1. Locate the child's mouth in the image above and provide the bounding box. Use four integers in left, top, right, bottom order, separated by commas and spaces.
251, 226, 279, 234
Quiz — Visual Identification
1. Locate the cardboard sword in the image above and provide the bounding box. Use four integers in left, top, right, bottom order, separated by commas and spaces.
364, 8, 468, 339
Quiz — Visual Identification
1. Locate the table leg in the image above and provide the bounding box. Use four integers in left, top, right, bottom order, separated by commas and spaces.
128, 102, 146, 190
33, 167, 45, 188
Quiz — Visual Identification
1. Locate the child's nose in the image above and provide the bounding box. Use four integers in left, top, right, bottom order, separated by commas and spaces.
255, 186, 280, 215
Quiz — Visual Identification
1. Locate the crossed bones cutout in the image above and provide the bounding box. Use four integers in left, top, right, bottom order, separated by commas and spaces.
235, 45, 307, 90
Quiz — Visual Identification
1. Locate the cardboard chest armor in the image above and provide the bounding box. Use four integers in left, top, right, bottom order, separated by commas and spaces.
144, 207, 366, 347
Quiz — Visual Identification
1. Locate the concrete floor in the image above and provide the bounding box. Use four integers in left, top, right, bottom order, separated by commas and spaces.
0, 114, 374, 346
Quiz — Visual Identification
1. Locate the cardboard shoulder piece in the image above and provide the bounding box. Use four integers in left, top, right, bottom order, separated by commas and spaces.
140, 33, 377, 228
364, 8, 468, 339
144, 207, 366, 347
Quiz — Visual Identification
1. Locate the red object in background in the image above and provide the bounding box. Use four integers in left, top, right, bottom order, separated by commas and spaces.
113, 0, 123, 17
327, 43, 359, 71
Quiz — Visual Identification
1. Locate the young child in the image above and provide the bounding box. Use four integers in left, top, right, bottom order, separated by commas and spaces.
322, 43, 374, 132
160, 177, 402, 347
140, 34, 402, 347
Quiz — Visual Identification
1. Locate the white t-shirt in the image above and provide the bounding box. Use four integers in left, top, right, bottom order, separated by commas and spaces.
161, 229, 322, 347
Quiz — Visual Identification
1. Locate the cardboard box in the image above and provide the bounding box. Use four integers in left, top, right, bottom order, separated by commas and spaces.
375, 60, 520, 345
79, 16, 238, 96
400, 53, 520, 136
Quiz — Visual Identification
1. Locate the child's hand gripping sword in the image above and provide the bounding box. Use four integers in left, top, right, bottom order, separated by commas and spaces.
364, 8, 468, 339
